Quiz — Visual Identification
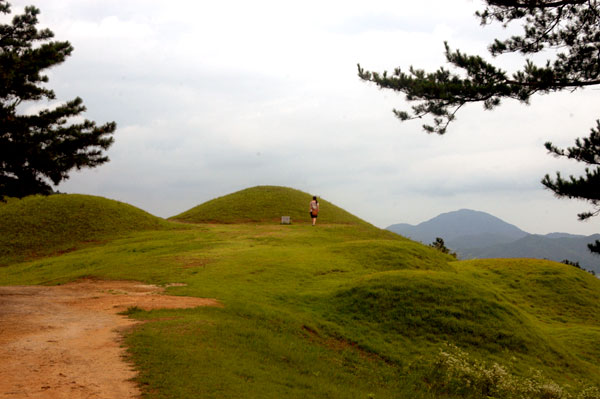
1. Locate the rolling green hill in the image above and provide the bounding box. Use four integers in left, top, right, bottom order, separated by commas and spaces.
170, 185, 368, 225
1, 189, 599, 398
0, 194, 168, 265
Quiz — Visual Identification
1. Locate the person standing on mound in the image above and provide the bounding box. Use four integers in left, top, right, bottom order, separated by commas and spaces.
309, 196, 319, 226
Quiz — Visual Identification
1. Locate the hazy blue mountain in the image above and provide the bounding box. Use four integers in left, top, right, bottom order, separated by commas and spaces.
386, 209, 529, 248
387, 209, 600, 274
462, 234, 600, 274
544, 232, 585, 239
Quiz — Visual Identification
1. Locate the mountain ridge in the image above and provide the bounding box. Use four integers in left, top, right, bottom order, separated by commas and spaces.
387, 209, 529, 248
387, 209, 600, 273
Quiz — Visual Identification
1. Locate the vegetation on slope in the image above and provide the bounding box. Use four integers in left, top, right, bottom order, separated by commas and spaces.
170, 185, 368, 225
0, 194, 168, 265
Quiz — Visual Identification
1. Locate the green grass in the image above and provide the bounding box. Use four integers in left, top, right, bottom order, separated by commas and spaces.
456, 259, 600, 324
323, 271, 541, 353
0, 194, 169, 265
1, 190, 600, 398
124, 306, 414, 399
170, 185, 369, 225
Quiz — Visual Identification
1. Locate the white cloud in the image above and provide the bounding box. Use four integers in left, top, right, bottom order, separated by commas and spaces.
6, 0, 597, 235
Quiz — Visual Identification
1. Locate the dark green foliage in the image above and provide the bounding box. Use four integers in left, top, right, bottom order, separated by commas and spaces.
359, 0, 600, 251
562, 258, 597, 275
0, 1, 116, 199
429, 237, 457, 258
543, 121, 600, 252
543, 122, 600, 217
562, 259, 581, 269
588, 241, 600, 259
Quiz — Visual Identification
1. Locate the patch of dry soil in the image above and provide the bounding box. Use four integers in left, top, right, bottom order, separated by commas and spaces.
0, 279, 220, 398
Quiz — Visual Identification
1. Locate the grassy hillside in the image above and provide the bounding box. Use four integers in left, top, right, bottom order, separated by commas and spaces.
1, 189, 600, 398
170, 185, 367, 225
0, 194, 168, 265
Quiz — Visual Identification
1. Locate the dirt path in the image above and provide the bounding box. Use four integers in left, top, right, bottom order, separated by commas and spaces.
0, 279, 220, 399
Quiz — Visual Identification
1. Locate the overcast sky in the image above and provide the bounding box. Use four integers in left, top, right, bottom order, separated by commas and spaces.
8, 0, 600, 234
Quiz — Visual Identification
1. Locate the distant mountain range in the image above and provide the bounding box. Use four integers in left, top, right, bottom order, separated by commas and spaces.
387, 209, 600, 274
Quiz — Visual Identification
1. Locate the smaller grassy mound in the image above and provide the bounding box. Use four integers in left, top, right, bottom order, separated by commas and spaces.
0, 194, 168, 265
170, 185, 367, 225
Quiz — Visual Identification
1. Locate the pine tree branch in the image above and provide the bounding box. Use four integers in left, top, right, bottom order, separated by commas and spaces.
488, 0, 587, 9
504, 78, 600, 87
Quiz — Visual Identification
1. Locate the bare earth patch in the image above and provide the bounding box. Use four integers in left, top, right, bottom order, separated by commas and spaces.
0, 279, 220, 399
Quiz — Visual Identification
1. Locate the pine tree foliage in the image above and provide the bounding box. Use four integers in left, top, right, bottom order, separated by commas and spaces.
429, 237, 458, 258
542, 121, 600, 252
359, 0, 600, 253
0, 1, 116, 199
543, 121, 600, 221
358, 0, 600, 135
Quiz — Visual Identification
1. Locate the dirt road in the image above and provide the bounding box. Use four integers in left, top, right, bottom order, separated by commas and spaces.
0, 279, 220, 399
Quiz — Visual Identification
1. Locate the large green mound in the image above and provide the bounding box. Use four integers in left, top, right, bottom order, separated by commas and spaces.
0, 194, 167, 265
170, 185, 367, 225
325, 271, 548, 355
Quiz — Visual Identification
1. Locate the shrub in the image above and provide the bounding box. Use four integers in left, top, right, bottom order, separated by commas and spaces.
428, 344, 599, 399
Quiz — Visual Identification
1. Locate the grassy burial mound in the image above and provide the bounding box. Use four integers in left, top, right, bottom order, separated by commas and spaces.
170, 185, 367, 225
323, 270, 558, 359
0, 194, 167, 265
